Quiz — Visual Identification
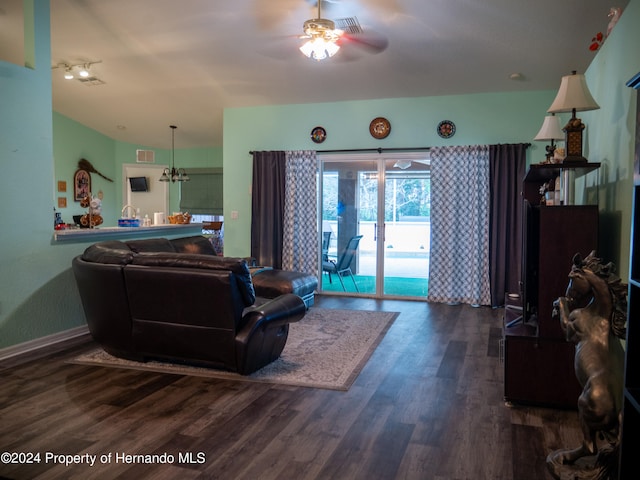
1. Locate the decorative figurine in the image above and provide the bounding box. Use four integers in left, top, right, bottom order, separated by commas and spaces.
79, 194, 103, 228
589, 7, 623, 52
549, 251, 627, 480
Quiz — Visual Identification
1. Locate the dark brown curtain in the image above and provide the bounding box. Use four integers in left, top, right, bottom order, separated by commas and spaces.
251, 151, 286, 268
489, 143, 528, 307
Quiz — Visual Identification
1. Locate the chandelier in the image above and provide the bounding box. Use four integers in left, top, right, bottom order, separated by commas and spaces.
159, 125, 189, 182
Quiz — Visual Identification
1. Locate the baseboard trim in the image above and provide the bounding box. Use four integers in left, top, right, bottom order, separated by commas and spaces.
0, 325, 90, 365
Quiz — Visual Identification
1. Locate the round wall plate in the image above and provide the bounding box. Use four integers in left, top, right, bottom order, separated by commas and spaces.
437, 120, 456, 139
369, 117, 391, 139
310, 126, 327, 143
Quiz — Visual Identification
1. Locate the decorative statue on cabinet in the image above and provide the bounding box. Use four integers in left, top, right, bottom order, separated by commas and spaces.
548, 251, 627, 480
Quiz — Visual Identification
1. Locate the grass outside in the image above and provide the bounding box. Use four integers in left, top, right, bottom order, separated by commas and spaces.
320, 273, 428, 298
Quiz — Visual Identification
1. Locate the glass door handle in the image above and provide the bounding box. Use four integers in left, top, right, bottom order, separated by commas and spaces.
374, 223, 385, 241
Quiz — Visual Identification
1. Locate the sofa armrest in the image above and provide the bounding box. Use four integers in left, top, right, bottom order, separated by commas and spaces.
238, 293, 306, 335
234, 293, 306, 374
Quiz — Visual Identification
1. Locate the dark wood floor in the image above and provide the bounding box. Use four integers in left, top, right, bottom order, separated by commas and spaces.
0, 296, 581, 480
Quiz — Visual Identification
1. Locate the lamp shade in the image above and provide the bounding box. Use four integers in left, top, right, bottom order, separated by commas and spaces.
534, 115, 565, 141
548, 71, 600, 113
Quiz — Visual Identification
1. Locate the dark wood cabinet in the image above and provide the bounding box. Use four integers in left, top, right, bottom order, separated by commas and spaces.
503, 164, 599, 408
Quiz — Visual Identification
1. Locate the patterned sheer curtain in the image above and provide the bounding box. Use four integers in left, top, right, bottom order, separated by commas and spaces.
282, 150, 318, 274
251, 150, 318, 274
427, 145, 492, 305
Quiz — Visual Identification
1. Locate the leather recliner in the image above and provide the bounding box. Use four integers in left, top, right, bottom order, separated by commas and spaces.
72, 236, 306, 374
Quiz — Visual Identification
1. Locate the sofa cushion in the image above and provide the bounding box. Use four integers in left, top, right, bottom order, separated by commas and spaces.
82, 241, 134, 265
125, 238, 176, 253
251, 269, 318, 298
131, 253, 256, 306
170, 235, 217, 255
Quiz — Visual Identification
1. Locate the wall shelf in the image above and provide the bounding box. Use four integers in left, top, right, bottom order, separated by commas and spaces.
523, 162, 601, 183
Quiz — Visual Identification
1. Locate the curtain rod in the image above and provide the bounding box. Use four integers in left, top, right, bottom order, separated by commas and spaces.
317, 147, 432, 154
249, 144, 531, 155
249, 147, 431, 155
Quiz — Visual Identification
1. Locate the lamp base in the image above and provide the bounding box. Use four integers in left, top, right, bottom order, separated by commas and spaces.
563, 116, 587, 161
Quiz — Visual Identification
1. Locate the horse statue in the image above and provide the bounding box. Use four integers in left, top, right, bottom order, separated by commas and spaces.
548, 251, 627, 480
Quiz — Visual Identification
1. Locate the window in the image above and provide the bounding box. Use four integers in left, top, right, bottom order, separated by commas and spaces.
179, 168, 223, 215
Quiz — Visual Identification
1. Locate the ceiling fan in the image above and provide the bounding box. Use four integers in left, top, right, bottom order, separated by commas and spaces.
298, 0, 388, 60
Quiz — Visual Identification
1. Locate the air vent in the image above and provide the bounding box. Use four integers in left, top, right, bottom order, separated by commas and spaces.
77, 76, 106, 86
335, 16, 362, 34
136, 149, 155, 163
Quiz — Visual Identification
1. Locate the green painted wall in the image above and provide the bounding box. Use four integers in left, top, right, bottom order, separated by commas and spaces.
54, 112, 223, 226
1, 12, 220, 350
53, 112, 117, 224
223, 0, 640, 269
222, 90, 559, 257
1, 0, 638, 351
583, 0, 640, 279
0, 0, 84, 349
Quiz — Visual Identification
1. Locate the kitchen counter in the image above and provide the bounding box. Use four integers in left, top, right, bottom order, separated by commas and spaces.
53, 223, 204, 243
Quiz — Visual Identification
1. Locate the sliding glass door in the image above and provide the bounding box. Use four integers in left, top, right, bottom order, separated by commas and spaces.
382, 158, 430, 297
319, 153, 430, 298
321, 158, 379, 295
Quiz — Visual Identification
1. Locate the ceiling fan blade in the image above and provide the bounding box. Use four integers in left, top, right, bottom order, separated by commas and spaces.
339, 30, 388, 54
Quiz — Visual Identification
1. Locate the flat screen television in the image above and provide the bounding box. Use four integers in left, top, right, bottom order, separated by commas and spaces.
129, 176, 148, 192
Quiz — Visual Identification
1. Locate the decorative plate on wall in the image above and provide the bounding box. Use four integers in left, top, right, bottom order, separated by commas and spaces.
437, 120, 456, 139
369, 117, 391, 139
310, 126, 327, 143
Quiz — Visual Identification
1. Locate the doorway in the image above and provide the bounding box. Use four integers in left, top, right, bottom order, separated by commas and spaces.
319, 153, 430, 299
122, 164, 168, 220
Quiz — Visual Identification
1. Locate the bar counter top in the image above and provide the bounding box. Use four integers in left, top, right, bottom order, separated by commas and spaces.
53, 223, 203, 243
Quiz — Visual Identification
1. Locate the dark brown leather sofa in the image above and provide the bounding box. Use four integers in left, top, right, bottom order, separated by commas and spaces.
72, 235, 306, 374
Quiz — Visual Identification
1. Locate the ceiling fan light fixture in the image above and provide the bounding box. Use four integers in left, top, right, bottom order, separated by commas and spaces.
299, 3, 341, 61
300, 37, 340, 60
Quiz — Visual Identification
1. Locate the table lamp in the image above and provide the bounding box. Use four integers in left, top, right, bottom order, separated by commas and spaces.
547, 71, 600, 162
534, 114, 565, 163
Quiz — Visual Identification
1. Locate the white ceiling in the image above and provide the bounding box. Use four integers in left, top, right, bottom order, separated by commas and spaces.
46, 0, 628, 149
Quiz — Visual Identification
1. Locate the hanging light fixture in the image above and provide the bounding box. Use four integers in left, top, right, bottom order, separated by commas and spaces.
159, 125, 190, 182
299, 1, 341, 60
77, 64, 91, 78
53, 60, 102, 80
63, 65, 74, 80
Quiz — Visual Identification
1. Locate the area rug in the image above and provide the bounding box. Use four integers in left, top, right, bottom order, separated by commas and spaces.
69, 308, 398, 391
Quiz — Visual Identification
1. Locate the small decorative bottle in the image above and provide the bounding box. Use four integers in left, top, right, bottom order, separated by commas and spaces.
54, 208, 63, 227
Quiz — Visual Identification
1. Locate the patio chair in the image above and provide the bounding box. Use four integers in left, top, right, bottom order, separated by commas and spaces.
322, 231, 331, 262
322, 235, 363, 292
